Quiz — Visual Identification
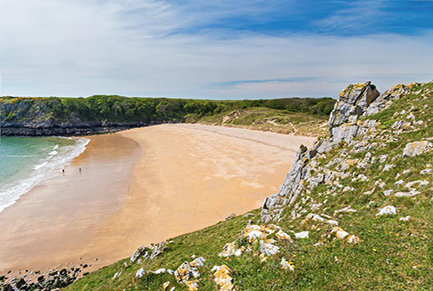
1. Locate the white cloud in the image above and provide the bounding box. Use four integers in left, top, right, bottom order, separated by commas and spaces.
1, 0, 432, 99
317, 0, 389, 32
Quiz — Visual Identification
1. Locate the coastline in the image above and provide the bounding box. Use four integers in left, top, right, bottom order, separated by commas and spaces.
0, 124, 314, 276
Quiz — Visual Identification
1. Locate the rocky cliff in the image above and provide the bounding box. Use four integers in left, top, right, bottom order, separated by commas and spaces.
261, 81, 414, 223
0, 97, 152, 136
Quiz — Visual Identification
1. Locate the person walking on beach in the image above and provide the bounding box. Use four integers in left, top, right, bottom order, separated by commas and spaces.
62, 169, 65, 176
79, 168, 82, 174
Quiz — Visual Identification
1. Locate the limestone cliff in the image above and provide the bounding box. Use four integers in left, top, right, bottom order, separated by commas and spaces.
261, 81, 413, 223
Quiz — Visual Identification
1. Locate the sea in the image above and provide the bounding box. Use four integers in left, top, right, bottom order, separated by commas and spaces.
0, 136, 89, 213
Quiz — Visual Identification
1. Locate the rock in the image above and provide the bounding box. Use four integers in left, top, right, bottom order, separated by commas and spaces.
383, 164, 394, 171
163, 281, 175, 291
276, 230, 292, 241
280, 258, 295, 271
150, 241, 168, 259
225, 213, 236, 221
364, 84, 410, 116
333, 206, 357, 216
346, 234, 360, 244
378, 155, 388, 163
260, 241, 280, 256
403, 141, 433, 157
212, 265, 234, 291
294, 231, 309, 239
113, 272, 121, 279
218, 242, 236, 257
420, 168, 432, 175
260, 82, 410, 224
383, 190, 393, 196
130, 246, 147, 263
243, 213, 254, 218
135, 268, 145, 278
377, 205, 397, 216
400, 216, 411, 221
304, 213, 338, 225
152, 268, 166, 274
185, 280, 199, 291
405, 180, 429, 189
190, 257, 206, 268
174, 262, 200, 284
329, 82, 380, 138
331, 227, 349, 240
395, 191, 419, 197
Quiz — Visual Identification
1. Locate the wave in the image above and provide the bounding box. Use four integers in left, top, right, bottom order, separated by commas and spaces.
0, 138, 90, 213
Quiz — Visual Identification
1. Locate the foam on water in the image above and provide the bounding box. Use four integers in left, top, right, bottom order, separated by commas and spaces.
0, 137, 90, 213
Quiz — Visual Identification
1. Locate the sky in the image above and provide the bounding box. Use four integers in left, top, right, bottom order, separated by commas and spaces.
0, 0, 432, 99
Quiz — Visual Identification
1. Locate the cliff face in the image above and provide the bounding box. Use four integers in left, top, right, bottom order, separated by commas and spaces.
0, 98, 150, 136
261, 81, 413, 223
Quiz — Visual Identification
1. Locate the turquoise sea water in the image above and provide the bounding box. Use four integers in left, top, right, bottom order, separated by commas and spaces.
0, 136, 89, 212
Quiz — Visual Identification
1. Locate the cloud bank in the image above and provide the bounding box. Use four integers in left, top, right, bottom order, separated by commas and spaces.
1, 0, 432, 99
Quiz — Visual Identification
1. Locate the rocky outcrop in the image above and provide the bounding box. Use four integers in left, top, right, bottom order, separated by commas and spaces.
261, 81, 410, 223
329, 82, 379, 135
0, 97, 157, 136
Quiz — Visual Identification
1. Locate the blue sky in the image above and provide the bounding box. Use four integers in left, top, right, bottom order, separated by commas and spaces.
1, 0, 433, 99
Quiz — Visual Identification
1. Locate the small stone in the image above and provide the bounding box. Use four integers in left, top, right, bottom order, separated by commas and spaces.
377, 205, 397, 216
383, 164, 394, 171
400, 216, 411, 221
383, 190, 393, 196
280, 258, 295, 271
113, 272, 122, 279
346, 234, 360, 244
163, 281, 175, 291
294, 231, 309, 239
225, 213, 236, 221
420, 168, 432, 175
331, 227, 349, 240
136, 268, 145, 278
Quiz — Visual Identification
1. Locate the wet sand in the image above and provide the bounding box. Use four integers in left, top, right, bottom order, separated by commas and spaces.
0, 124, 314, 274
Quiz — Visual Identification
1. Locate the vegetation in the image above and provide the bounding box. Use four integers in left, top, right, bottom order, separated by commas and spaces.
0, 95, 334, 127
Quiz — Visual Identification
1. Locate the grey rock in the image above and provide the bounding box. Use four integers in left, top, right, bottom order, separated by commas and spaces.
403, 141, 433, 157
329, 82, 379, 139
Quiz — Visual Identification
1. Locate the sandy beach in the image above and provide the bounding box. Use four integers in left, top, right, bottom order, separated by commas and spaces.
0, 124, 314, 274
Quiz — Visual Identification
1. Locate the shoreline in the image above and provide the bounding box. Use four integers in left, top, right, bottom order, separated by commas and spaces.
0, 136, 90, 214
0, 124, 315, 276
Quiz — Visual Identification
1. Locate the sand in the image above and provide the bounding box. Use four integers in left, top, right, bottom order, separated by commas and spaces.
0, 124, 314, 274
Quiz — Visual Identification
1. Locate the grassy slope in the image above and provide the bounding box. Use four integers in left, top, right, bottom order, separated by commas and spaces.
67, 83, 433, 290
193, 107, 328, 136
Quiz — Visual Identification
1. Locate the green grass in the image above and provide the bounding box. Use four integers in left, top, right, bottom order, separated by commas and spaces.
195, 107, 328, 136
